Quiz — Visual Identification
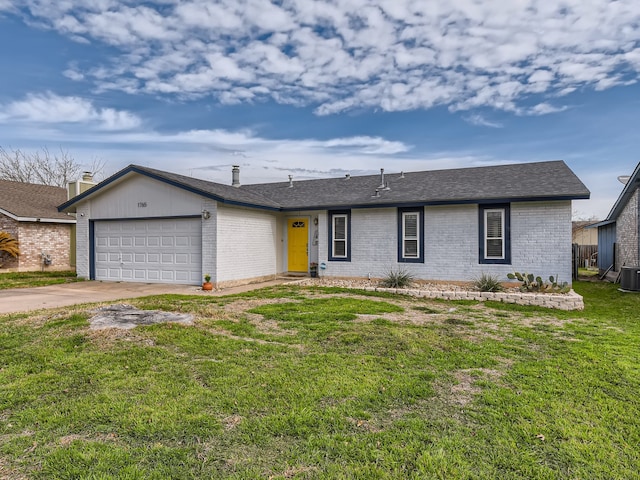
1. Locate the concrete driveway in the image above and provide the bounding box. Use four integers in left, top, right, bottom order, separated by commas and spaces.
0, 279, 294, 315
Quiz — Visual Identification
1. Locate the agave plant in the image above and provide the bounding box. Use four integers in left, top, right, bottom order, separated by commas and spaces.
379, 267, 415, 288
0, 232, 20, 258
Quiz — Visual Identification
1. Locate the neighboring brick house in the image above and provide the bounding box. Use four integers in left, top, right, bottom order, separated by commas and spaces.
593, 162, 640, 276
0, 180, 75, 271
59, 161, 590, 287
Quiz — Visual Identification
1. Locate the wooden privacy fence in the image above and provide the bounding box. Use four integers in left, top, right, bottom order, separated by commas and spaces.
572, 244, 597, 278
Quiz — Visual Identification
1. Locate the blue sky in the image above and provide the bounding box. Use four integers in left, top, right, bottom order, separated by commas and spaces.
1, 1, 639, 220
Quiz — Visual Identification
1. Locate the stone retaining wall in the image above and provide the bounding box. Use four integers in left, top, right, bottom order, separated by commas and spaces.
362, 287, 584, 311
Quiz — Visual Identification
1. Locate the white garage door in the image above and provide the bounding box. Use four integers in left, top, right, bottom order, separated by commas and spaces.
94, 218, 202, 285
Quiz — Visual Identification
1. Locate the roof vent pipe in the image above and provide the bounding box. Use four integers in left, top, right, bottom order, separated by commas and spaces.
379, 168, 385, 188
288, 175, 294, 188
372, 188, 380, 198
345, 173, 351, 179
400, 171, 405, 179
232, 165, 240, 187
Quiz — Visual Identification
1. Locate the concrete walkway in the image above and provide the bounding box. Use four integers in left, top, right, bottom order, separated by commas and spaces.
0, 279, 297, 315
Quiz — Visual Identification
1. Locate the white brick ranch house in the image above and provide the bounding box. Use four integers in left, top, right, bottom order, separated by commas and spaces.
58, 161, 590, 288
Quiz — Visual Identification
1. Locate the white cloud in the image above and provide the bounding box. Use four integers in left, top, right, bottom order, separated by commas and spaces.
0, 92, 141, 130
63, 67, 85, 81
464, 114, 504, 128
9, 0, 640, 115
525, 102, 569, 116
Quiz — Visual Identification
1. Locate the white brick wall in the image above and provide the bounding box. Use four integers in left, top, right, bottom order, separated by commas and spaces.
202, 200, 217, 283
75, 204, 90, 279
511, 201, 572, 283
318, 201, 574, 284
216, 205, 279, 282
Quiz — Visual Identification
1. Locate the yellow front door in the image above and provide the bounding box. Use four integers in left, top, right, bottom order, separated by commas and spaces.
287, 218, 309, 272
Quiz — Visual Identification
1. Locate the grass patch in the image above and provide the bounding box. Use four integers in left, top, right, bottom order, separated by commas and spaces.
0, 281, 638, 478
0, 270, 82, 289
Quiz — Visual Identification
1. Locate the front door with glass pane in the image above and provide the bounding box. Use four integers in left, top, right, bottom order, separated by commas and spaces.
287, 218, 308, 272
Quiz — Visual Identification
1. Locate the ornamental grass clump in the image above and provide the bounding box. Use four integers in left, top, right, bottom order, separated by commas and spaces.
473, 273, 504, 292
0, 232, 20, 259
379, 268, 415, 288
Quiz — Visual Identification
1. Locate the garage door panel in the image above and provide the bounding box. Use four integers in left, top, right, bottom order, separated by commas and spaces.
95, 218, 202, 285
121, 269, 133, 279
175, 271, 191, 282
175, 236, 189, 247
147, 270, 160, 280
175, 253, 189, 264
134, 270, 146, 280
161, 271, 175, 281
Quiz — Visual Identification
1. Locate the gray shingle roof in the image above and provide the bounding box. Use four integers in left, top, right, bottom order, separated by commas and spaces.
243, 160, 590, 209
0, 179, 72, 221
133, 165, 282, 208
59, 160, 590, 213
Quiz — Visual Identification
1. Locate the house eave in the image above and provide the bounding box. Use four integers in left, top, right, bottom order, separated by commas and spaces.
588, 219, 616, 229
0, 207, 76, 224
58, 165, 282, 213
279, 194, 589, 212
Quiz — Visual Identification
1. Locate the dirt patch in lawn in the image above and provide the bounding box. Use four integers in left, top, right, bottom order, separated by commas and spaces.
449, 368, 505, 406
0, 457, 27, 480
222, 297, 302, 336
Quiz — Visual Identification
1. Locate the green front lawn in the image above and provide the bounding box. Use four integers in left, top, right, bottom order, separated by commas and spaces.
0, 282, 638, 479
0, 270, 82, 289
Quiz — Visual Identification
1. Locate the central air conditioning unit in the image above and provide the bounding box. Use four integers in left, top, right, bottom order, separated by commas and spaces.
619, 266, 640, 292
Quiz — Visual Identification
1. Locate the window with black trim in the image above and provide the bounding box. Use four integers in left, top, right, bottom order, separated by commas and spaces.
328, 210, 350, 261
479, 204, 510, 264
397, 207, 424, 263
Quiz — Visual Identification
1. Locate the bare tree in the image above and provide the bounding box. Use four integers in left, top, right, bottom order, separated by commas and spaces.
0, 147, 104, 187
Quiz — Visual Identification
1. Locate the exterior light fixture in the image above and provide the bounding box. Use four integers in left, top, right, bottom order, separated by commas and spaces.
202, 210, 211, 220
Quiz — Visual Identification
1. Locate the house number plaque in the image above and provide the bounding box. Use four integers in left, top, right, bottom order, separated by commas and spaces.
138, 202, 147, 208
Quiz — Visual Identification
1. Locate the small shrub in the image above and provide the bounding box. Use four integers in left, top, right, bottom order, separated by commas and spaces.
506, 272, 571, 293
379, 268, 415, 288
473, 273, 504, 292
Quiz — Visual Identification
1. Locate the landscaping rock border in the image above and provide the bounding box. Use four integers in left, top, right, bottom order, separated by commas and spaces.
300, 278, 584, 311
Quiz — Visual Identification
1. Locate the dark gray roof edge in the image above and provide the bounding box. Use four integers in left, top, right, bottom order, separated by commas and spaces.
58, 164, 282, 212
279, 194, 590, 212
588, 219, 615, 229
59, 165, 137, 211
59, 160, 590, 213
604, 161, 640, 221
